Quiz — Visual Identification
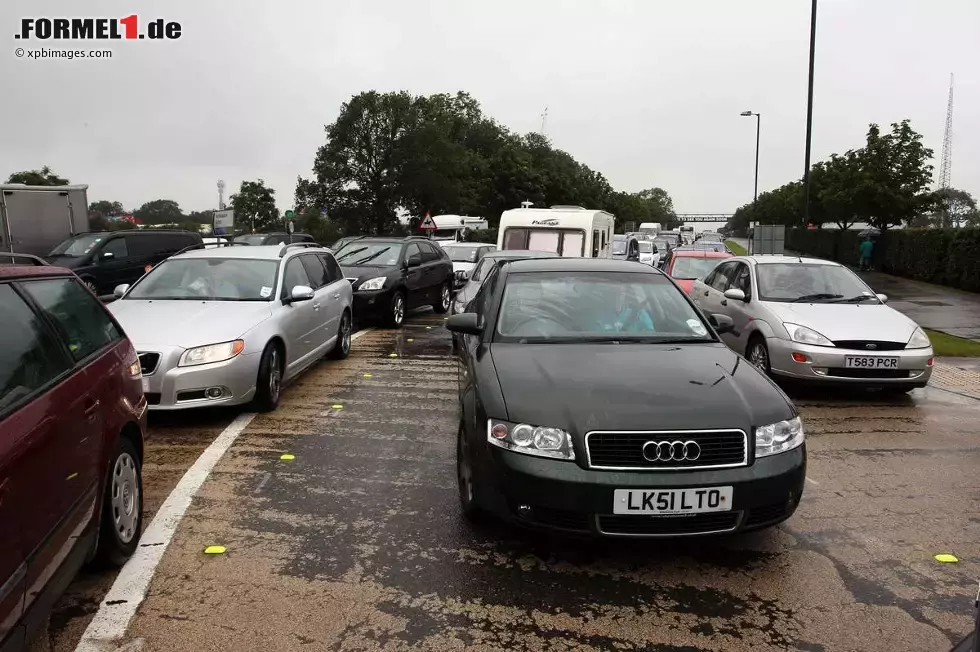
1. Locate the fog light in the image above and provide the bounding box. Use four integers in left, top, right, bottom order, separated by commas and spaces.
791, 352, 810, 363
207, 387, 223, 399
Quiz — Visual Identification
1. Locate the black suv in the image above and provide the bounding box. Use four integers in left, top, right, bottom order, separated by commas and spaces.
233, 233, 315, 246
336, 236, 454, 328
46, 230, 202, 295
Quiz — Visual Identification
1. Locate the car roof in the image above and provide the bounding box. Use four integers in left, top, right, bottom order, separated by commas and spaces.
173, 245, 330, 261
746, 254, 836, 266
0, 263, 75, 280
505, 257, 663, 274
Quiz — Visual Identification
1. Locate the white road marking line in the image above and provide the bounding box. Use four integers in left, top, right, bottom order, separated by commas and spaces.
805, 477, 819, 486
253, 471, 272, 495
75, 327, 375, 651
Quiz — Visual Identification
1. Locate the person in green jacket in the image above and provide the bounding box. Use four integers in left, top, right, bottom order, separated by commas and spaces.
859, 237, 874, 271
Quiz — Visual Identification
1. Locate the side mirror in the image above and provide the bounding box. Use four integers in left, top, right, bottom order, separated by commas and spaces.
723, 288, 747, 302
406, 253, 422, 268
454, 270, 468, 288
876, 293, 888, 304
286, 285, 315, 303
446, 312, 483, 336
113, 284, 130, 298
708, 313, 735, 335
101, 251, 115, 260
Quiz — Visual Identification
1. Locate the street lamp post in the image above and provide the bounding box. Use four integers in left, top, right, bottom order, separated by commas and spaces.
740, 111, 761, 204
802, 0, 818, 226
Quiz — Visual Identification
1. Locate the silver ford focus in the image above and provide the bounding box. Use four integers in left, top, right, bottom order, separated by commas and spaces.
108, 243, 353, 411
692, 255, 934, 393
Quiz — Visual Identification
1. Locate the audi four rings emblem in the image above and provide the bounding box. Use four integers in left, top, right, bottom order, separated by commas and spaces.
641, 440, 702, 462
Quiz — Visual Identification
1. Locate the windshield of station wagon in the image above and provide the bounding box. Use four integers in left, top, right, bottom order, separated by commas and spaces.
126, 258, 279, 301
495, 271, 713, 342
756, 263, 876, 303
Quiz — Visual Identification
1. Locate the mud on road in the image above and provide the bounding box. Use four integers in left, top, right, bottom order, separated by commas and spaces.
56, 312, 980, 651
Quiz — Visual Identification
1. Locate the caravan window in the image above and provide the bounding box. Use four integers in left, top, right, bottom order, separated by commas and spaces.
501, 228, 585, 256
592, 230, 600, 257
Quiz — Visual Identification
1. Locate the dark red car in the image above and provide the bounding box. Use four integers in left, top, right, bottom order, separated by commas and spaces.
0, 254, 147, 651
661, 248, 733, 295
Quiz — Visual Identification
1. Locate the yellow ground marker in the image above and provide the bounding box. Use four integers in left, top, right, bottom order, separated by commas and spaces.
363, 373, 373, 378
331, 404, 344, 409
934, 553, 958, 563
204, 546, 226, 554
407, 338, 414, 343
389, 353, 398, 358
280, 454, 295, 461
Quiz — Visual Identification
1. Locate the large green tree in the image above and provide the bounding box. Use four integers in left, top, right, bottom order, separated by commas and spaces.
859, 120, 934, 231
6, 166, 69, 185
89, 200, 125, 219
229, 180, 280, 232
925, 187, 978, 228
134, 199, 184, 225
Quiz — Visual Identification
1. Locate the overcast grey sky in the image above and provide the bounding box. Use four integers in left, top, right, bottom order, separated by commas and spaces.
3, 0, 978, 216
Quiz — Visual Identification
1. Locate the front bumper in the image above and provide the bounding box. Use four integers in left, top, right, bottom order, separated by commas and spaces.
767, 337, 933, 386
139, 346, 262, 410
352, 288, 394, 321
474, 443, 806, 537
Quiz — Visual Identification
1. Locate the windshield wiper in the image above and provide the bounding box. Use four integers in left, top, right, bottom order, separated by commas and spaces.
337, 246, 368, 262
350, 248, 390, 266
791, 293, 843, 303
831, 294, 877, 303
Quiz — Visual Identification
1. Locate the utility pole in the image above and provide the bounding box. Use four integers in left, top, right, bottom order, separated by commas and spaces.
802, 0, 817, 226
939, 73, 954, 227
540, 106, 548, 136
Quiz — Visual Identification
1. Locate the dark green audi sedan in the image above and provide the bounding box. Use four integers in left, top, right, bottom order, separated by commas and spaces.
446, 257, 806, 538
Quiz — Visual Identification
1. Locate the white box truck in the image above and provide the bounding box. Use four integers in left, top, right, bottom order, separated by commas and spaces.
0, 184, 89, 257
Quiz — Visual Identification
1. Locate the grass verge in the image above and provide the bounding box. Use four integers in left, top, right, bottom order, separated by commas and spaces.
725, 240, 747, 255
924, 329, 980, 357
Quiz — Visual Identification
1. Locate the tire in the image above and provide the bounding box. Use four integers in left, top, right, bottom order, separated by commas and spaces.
432, 282, 451, 314
97, 437, 144, 566
329, 310, 352, 360
254, 342, 284, 412
746, 335, 772, 376
457, 422, 482, 521
81, 277, 98, 295
386, 291, 406, 329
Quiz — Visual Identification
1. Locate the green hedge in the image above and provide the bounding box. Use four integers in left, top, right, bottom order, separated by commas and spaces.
786, 227, 980, 292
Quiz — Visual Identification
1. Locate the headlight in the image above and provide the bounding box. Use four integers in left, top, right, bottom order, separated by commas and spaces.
178, 340, 245, 367
487, 419, 575, 461
783, 322, 833, 347
755, 416, 804, 458
358, 276, 386, 291
907, 327, 930, 349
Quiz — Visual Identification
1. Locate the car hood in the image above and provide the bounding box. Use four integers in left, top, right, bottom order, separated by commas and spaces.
763, 302, 917, 343
108, 300, 273, 348
452, 261, 476, 274
341, 265, 391, 282
489, 343, 793, 434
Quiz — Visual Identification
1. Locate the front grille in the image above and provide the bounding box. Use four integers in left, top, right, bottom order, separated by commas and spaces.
597, 512, 740, 536
585, 430, 747, 470
832, 340, 906, 351
744, 502, 789, 527
529, 506, 590, 532
145, 393, 161, 406
826, 368, 911, 379
137, 352, 160, 375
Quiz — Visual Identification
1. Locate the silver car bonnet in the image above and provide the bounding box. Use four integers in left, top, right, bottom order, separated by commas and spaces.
109, 299, 274, 348
764, 301, 918, 342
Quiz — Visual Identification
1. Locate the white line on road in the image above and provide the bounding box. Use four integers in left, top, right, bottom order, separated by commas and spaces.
74, 329, 374, 652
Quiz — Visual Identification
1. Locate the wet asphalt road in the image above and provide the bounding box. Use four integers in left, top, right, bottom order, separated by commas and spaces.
50, 310, 980, 651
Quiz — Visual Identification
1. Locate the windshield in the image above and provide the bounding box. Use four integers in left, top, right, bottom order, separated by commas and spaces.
446, 245, 483, 263
612, 239, 628, 254
234, 234, 269, 246
495, 271, 713, 343
49, 234, 106, 257
335, 242, 404, 266
653, 239, 669, 251
126, 258, 279, 301
691, 242, 725, 252
638, 241, 653, 253
670, 256, 725, 280
756, 263, 875, 302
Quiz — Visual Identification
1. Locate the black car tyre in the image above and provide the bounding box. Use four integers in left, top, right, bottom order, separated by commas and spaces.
329, 310, 352, 360
432, 282, 451, 314
386, 291, 406, 329
97, 437, 143, 566
746, 334, 771, 376
254, 342, 284, 412
81, 277, 98, 295
457, 422, 482, 521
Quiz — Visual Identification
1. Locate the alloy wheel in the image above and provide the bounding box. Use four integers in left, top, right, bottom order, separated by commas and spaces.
341, 313, 351, 355
393, 295, 405, 326
749, 342, 769, 371
268, 349, 282, 402
441, 285, 451, 311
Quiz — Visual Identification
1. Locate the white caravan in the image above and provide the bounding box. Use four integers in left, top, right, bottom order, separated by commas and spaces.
497, 206, 615, 258
638, 222, 662, 238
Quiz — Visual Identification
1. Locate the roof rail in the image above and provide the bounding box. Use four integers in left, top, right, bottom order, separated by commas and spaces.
279, 242, 321, 257
0, 252, 48, 266
550, 205, 586, 210
173, 243, 206, 256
